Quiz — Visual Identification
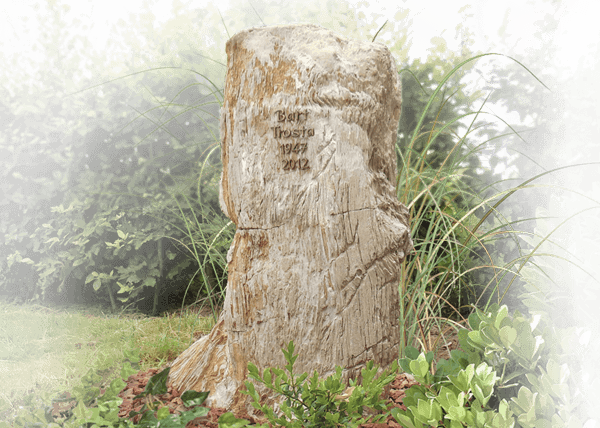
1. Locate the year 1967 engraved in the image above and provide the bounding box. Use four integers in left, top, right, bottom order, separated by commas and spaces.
272, 109, 313, 172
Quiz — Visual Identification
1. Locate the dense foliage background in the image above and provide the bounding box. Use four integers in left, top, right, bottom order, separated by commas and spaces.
1, 0, 597, 326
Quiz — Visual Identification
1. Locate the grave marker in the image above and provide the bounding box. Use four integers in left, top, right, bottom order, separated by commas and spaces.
168, 23, 413, 411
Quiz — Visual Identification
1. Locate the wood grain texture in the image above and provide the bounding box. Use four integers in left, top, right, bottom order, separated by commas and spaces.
167, 24, 413, 411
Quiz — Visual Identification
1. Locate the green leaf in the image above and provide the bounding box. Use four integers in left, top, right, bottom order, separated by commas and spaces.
446, 404, 468, 423
83, 223, 95, 237
143, 276, 157, 287
472, 382, 487, 406
325, 412, 340, 423
218, 412, 253, 427
449, 364, 474, 391
85, 272, 97, 284
499, 326, 517, 348
391, 408, 419, 428
45, 237, 60, 247
263, 368, 273, 387
458, 328, 477, 354
467, 330, 486, 347
405, 345, 421, 360
468, 311, 482, 330
38, 266, 57, 280
157, 406, 170, 420
511, 386, 537, 419
494, 305, 509, 329
415, 398, 442, 426
437, 386, 464, 411
409, 353, 430, 379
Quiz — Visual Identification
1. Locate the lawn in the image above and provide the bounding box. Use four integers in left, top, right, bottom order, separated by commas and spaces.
0, 299, 215, 425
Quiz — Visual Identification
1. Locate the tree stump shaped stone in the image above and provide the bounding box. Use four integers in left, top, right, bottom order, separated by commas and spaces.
167, 23, 413, 411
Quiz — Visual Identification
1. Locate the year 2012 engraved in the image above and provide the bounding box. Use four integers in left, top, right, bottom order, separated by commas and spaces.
282, 158, 310, 171
273, 109, 313, 172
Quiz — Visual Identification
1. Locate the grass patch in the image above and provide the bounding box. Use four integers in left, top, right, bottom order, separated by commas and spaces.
0, 299, 216, 425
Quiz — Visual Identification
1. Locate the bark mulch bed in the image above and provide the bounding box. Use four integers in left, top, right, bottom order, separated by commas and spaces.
3, 366, 417, 427
39, 324, 460, 427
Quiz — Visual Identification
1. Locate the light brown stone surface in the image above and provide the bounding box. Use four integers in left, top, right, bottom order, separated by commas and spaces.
167, 23, 413, 410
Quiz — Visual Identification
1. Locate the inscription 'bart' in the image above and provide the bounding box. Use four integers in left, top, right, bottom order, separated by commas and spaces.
275, 110, 308, 123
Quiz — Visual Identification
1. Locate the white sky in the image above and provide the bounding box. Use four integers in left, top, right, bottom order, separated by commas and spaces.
0, 0, 600, 178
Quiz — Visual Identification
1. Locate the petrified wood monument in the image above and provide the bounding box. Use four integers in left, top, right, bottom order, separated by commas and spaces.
167, 24, 413, 409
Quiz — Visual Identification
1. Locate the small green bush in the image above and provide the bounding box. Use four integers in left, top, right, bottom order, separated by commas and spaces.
393, 304, 586, 428
220, 341, 398, 428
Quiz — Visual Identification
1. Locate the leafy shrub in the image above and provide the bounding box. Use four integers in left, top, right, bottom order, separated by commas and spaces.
393, 304, 587, 427
219, 341, 398, 428
0, 0, 232, 314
